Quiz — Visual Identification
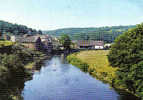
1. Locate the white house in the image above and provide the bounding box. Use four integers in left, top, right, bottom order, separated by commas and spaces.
94, 41, 104, 49
10, 36, 16, 42
104, 43, 112, 49
40, 35, 52, 43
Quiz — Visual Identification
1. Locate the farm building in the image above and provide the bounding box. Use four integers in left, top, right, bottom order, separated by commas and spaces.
77, 40, 104, 49
10, 35, 53, 52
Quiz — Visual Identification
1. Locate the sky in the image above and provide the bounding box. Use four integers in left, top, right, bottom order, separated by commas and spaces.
0, 0, 143, 30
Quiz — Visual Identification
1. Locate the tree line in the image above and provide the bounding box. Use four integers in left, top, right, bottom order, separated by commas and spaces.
108, 23, 143, 99
45, 25, 136, 43
0, 20, 42, 36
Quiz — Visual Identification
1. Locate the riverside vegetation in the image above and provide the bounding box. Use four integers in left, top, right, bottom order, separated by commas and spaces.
67, 50, 117, 84
67, 50, 140, 99
0, 41, 46, 100
67, 23, 143, 99
108, 23, 143, 99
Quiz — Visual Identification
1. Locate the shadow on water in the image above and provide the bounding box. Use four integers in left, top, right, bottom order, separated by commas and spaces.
115, 89, 141, 100
0, 68, 32, 100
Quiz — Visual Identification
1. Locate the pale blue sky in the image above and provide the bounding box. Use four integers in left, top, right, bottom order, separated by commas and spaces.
0, 0, 143, 30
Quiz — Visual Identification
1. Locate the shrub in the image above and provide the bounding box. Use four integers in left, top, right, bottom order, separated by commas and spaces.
108, 23, 143, 98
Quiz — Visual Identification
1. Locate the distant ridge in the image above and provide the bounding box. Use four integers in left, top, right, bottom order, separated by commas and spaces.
44, 25, 136, 42
0, 20, 42, 35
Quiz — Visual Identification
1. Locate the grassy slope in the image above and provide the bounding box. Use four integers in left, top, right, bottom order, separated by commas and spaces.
68, 50, 118, 84
0, 40, 14, 47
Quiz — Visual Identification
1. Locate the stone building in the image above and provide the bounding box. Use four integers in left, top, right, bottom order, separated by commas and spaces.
77, 40, 104, 49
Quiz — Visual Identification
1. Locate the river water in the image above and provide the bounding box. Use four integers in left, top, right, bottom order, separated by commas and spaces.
21, 56, 139, 100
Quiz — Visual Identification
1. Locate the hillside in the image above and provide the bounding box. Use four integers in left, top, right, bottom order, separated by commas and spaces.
0, 20, 42, 36
44, 25, 136, 43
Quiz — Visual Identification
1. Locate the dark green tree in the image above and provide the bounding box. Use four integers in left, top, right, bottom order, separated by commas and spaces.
108, 23, 143, 98
0, 20, 41, 36
38, 30, 43, 34
59, 34, 71, 50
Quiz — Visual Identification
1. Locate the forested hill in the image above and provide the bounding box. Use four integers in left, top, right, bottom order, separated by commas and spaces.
0, 20, 42, 35
44, 25, 136, 43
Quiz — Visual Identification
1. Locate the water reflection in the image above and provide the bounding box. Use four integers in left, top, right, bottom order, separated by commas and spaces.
22, 57, 119, 100
0, 67, 31, 100
0, 55, 140, 100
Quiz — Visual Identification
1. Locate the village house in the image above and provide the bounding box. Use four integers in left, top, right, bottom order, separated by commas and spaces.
40, 35, 50, 42
17, 35, 41, 50
77, 40, 94, 49
43, 39, 53, 53
77, 40, 104, 49
10, 35, 53, 52
104, 43, 112, 49
0, 34, 11, 40
40, 35, 53, 53
94, 41, 104, 49
10, 36, 16, 42
3, 34, 11, 40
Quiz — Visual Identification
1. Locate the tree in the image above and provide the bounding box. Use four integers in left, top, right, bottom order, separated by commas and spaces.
59, 34, 71, 50
38, 30, 43, 35
108, 23, 143, 98
0, 20, 40, 36
0, 54, 28, 100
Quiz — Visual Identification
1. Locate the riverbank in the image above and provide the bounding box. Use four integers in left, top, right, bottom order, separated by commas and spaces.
0, 43, 48, 74
67, 50, 140, 99
24, 52, 47, 70
67, 50, 117, 84
0, 43, 49, 100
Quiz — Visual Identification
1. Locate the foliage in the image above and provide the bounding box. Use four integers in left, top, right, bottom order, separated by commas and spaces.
0, 54, 26, 100
67, 50, 117, 84
108, 23, 143, 98
45, 25, 136, 43
0, 44, 45, 100
0, 20, 42, 36
67, 54, 89, 72
59, 34, 71, 50
0, 40, 14, 47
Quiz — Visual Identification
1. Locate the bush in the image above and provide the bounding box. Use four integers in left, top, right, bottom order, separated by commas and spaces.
108, 23, 143, 98
0, 45, 36, 100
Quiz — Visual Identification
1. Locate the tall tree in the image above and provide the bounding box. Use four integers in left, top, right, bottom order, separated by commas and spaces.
0, 20, 41, 36
59, 34, 71, 50
108, 23, 143, 99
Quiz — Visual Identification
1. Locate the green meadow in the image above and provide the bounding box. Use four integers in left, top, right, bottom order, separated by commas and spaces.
67, 50, 118, 84
0, 40, 14, 47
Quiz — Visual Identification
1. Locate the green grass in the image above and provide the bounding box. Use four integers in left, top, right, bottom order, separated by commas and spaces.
67, 50, 118, 84
24, 62, 35, 70
0, 40, 14, 47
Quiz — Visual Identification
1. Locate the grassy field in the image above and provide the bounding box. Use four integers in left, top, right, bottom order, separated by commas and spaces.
67, 50, 118, 84
0, 40, 14, 47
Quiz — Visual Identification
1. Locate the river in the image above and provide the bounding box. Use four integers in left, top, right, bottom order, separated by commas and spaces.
21, 55, 139, 100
